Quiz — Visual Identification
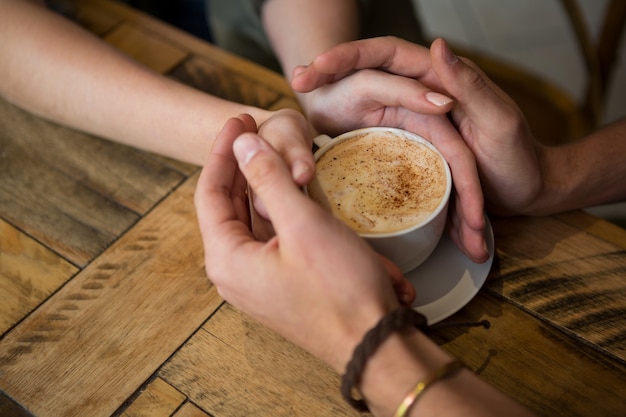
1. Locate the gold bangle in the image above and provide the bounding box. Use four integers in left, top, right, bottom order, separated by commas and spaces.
393, 359, 465, 417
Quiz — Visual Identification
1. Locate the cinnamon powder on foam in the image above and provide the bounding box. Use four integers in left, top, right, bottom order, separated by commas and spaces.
313, 134, 446, 234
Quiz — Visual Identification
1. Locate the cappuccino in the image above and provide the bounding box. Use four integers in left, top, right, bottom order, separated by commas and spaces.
309, 131, 447, 234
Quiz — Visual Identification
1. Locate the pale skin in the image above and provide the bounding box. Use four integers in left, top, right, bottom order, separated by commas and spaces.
261, 0, 454, 115
0, 0, 314, 182
195, 114, 537, 417
2, 0, 490, 264
292, 36, 626, 216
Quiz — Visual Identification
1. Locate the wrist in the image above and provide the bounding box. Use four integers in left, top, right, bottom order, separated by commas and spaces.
340, 308, 452, 415
521, 143, 569, 216
359, 329, 451, 416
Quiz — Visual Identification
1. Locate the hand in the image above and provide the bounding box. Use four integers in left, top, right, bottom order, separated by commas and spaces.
195, 115, 414, 372
256, 108, 316, 186
293, 67, 455, 137
428, 38, 542, 215
293, 36, 542, 217
244, 108, 314, 240
292, 38, 488, 263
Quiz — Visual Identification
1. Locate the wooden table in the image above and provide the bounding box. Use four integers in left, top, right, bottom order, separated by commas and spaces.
1, 1, 625, 416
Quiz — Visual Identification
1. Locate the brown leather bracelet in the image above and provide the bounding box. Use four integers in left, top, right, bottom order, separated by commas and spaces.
340, 307, 428, 412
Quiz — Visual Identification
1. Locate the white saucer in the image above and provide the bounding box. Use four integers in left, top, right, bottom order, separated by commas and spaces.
406, 217, 494, 325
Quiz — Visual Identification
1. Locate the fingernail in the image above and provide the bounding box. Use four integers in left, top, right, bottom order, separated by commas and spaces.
292, 65, 306, 78
401, 293, 412, 306
291, 160, 311, 182
442, 41, 458, 65
426, 92, 453, 106
233, 134, 262, 166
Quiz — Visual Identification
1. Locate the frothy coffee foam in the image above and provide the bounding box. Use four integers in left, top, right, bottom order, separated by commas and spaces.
310, 132, 447, 234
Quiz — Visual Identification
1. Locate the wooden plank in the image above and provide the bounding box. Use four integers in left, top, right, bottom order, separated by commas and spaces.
104, 22, 189, 74
143, 154, 198, 178
0, 175, 222, 417
73, 0, 295, 97
486, 216, 626, 362
432, 291, 626, 417
556, 210, 626, 249
119, 377, 186, 417
169, 55, 284, 109
0, 389, 33, 417
0, 220, 78, 336
173, 402, 211, 417
160, 304, 356, 417
0, 97, 186, 266
52, 0, 122, 36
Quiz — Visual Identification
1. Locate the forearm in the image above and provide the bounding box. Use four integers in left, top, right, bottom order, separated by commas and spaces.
530, 119, 626, 215
0, 0, 271, 165
261, 0, 361, 113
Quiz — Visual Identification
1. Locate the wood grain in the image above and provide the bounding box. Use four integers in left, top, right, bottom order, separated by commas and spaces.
487, 216, 626, 362
2, 1, 624, 416
556, 210, 626, 250
173, 402, 212, 417
433, 290, 626, 417
0, 220, 77, 336
119, 377, 186, 417
160, 304, 357, 417
52, 0, 122, 36
169, 56, 284, 109
0, 176, 222, 417
104, 23, 189, 74
0, 97, 187, 266
75, 0, 295, 98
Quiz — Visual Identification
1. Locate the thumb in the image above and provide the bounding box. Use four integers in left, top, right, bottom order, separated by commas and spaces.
430, 38, 512, 121
233, 133, 312, 232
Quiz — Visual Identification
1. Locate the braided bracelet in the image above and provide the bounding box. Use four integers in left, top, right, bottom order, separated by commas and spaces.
340, 307, 428, 412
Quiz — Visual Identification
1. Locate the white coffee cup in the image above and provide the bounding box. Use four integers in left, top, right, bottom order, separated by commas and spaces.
306, 127, 452, 273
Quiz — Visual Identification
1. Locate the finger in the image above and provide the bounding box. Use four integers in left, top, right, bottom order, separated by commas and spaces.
232, 132, 317, 240
292, 37, 442, 93
415, 115, 485, 231
195, 117, 257, 260
291, 64, 347, 93
430, 38, 520, 127
261, 109, 316, 186
340, 69, 454, 114
403, 115, 487, 261
452, 190, 489, 263
460, 222, 490, 264
249, 186, 276, 241
379, 255, 416, 306
238, 113, 258, 133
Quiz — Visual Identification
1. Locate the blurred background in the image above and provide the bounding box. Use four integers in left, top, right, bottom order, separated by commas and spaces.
414, 0, 625, 126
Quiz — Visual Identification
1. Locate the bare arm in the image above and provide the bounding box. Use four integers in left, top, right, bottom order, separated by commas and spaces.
532, 119, 626, 215
0, 0, 273, 165
261, 0, 361, 114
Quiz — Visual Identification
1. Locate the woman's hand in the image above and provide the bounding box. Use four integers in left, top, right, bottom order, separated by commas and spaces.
195, 115, 414, 372
293, 36, 542, 218
292, 38, 488, 263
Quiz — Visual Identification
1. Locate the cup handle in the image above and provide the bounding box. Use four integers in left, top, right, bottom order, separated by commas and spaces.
313, 134, 332, 148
